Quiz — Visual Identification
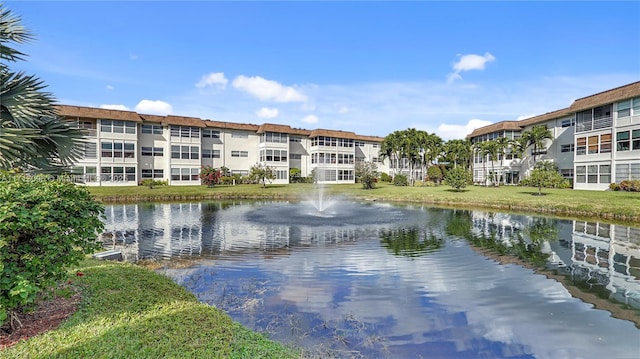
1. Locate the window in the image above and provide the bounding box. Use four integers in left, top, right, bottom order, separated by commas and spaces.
260, 149, 287, 162
337, 153, 354, 164
71, 166, 98, 182
633, 97, 640, 116
101, 141, 135, 159
83, 143, 97, 159
100, 120, 136, 134
276, 170, 288, 180
170, 168, 199, 181
338, 170, 354, 181
617, 131, 630, 151
633, 129, 640, 150
290, 153, 302, 160
576, 166, 586, 183
141, 124, 163, 134
616, 163, 640, 181
261, 132, 286, 143
170, 125, 199, 138
600, 165, 611, 184
561, 119, 575, 128
588, 136, 598, 154
290, 137, 302, 143
560, 144, 574, 153
202, 149, 221, 158
231, 151, 248, 157
202, 129, 220, 138
617, 100, 631, 118
141, 169, 164, 179
560, 168, 573, 179
141, 146, 164, 156
576, 110, 592, 132
171, 146, 199, 159
600, 133, 612, 153
231, 132, 248, 138
355, 141, 365, 147
100, 166, 135, 182
588, 165, 598, 183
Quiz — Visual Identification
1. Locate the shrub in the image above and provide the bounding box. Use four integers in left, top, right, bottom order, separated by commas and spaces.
289, 168, 303, 183
445, 166, 472, 192
426, 165, 443, 185
139, 179, 168, 188
619, 180, 640, 192
0, 175, 104, 328
355, 161, 378, 189
520, 168, 569, 195
380, 173, 392, 182
200, 166, 221, 187
393, 174, 408, 186
609, 183, 620, 191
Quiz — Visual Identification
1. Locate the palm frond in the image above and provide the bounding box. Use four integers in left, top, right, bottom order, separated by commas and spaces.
0, 5, 34, 63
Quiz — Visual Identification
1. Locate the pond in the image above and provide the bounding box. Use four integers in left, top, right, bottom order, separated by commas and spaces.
100, 199, 640, 358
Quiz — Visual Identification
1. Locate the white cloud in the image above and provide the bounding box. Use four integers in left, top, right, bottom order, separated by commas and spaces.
196, 72, 228, 89
301, 114, 319, 124
106, 85, 114, 91
338, 105, 349, 114
437, 119, 493, 140
256, 107, 279, 119
448, 52, 496, 83
129, 54, 138, 60
232, 75, 307, 103
100, 104, 130, 111
134, 99, 173, 115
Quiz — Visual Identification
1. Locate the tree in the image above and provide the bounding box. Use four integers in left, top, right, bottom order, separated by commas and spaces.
0, 5, 84, 172
355, 160, 378, 189
426, 165, 443, 185
443, 139, 472, 170
477, 140, 500, 186
200, 166, 221, 187
520, 161, 568, 195
522, 125, 553, 164
249, 163, 275, 188
495, 136, 511, 184
445, 166, 472, 192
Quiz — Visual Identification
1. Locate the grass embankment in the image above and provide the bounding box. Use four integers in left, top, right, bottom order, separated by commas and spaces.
89, 183, 640, 225
1, 259, 300, 359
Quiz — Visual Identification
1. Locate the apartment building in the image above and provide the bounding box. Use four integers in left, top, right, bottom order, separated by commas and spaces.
59, 105, 387, 186
467, 81, 640, 190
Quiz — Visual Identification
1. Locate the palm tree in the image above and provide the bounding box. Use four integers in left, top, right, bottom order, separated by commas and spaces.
0, 4, 83, 172
443, 139, 473, 170
522, 125, 553, 164
480, 140, 500, 186
495, 136, 511, 185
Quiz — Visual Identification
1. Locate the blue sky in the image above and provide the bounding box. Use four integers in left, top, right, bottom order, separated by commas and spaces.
8, 1, 640, 140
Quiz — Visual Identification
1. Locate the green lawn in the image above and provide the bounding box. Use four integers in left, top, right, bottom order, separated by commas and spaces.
88, 183, 640, 224
1, 260, 301, 359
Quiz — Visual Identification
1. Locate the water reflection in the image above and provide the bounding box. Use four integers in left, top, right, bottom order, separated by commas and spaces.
99, 201, 640, 358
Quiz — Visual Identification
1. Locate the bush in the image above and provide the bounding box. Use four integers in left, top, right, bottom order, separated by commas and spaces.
0, 176, 104, 328
426, 166, 443, 185
609, 182, 620, 191
619, 180, 640, 192
355, 161, 378, 189
200, 166, 221, 187
393, 174, 408, 186
380, 173, 392, 182
445, 166, 472, 192
520, 168, 569, 195
139, 179, 168, 188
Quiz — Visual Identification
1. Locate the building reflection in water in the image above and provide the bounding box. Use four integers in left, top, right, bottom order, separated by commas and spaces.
99, 202, 640, 310
468, 210, 640, 310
